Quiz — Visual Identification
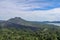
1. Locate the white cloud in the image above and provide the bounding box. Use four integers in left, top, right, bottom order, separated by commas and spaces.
19, 8, 60, 21
0, 0, 60, 21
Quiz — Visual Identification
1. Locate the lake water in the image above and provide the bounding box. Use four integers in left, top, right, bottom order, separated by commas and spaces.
47, 23, 60, 26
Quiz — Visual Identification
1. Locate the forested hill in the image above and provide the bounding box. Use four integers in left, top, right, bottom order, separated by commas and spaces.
0, 17, 60, 40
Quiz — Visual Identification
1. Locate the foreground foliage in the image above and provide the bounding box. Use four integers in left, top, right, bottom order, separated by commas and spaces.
0, 25, 60, 40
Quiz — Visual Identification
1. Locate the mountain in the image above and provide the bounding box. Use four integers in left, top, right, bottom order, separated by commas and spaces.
0, 17, 60, 40
0, 17, 59, 30
7, 17, 58, 27
7, 17, 32, 26
40, 21, 60, 23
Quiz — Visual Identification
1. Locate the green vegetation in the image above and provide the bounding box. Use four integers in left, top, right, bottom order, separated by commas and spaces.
0, 17, 60, 40
0, 25, 60, 40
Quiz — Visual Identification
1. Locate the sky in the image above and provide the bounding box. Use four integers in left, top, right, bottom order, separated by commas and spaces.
0, 0, 60, 21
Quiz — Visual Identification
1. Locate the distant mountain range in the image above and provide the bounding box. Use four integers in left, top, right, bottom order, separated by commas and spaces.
41, 21, 60, 23
0, 17, 59, 31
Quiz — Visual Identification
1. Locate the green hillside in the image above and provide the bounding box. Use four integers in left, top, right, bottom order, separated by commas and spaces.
0, 17, 60, 40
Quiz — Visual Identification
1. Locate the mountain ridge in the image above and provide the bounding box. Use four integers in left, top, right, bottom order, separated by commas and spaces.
0, 17, 59, 28
7, 17, 56, 27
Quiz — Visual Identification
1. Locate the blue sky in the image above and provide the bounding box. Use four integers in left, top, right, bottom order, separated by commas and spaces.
0, 0, 60, 21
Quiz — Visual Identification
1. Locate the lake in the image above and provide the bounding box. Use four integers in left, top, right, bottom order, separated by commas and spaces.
47, 23, 60, 26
